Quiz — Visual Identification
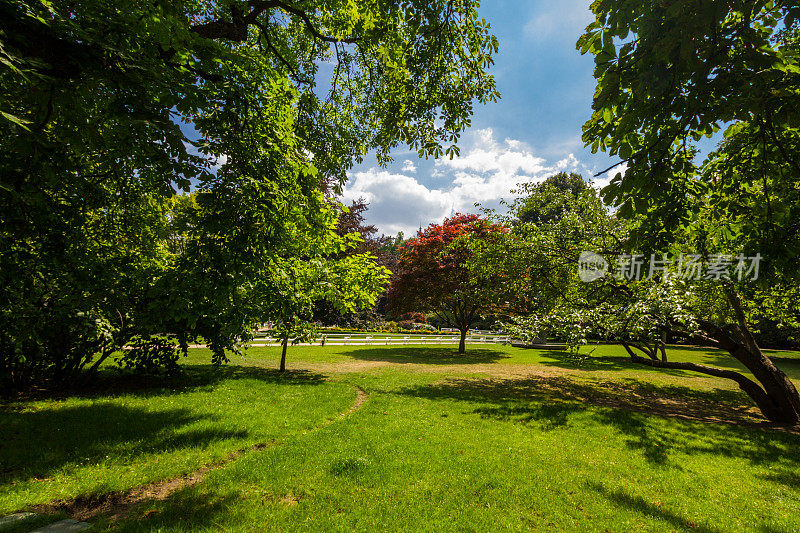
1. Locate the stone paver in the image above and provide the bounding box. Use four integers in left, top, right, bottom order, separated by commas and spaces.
29, 519, 91, 533
0, 512, 37, 528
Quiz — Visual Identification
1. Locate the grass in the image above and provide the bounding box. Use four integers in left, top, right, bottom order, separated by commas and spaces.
0, 366, 355, 518
3, 343, 800, 531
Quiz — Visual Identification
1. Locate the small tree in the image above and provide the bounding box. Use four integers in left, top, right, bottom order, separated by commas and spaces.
314, 198, 402, 327
271, 252, 390, 372
388, 214, 506, 353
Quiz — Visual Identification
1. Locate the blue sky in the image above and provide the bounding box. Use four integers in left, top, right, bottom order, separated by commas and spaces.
343, 0, 622, 236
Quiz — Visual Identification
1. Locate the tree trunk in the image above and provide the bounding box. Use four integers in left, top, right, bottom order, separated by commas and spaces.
458, 327, 467, 354
724, 343, 800, 424
280, 336, 288, 372
727, 288, 800, 424
624, 345, 791, 422
630, 320, 800, 425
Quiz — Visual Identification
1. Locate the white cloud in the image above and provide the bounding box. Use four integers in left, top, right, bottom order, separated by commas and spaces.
401, 160, 417, 173
343, 128, 592, 235
524, 0, 594, 44
555, 154, 580, 171
183, 141, 228, 170
213, 153, 228, 170
434, 128, 584, 208
592, 163, 627, 191
440, 129, 550, 177
342, 170, 452, 236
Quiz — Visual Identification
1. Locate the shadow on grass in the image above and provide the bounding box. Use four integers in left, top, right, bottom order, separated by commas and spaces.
689, 349, 800, 381
398, 375, 800, 469
339, 346, 509, 365
539, 345, 800, 381
760, 469, 800, 490
473, 403, 583, 431
0, 366, 327, 488
112, 486, 237, 532
3, 365, 327, 404
533, 350, 685, 376
0, 403, 246, 488
535, 347, 718, 378
589, 482, 722, 533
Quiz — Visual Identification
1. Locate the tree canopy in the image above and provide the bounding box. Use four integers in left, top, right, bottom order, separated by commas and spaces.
0, 0, 498, 388
388, 214, 506, 353
571, 0, 800, 423
579, 1, 799, 257
515, 172, 590, 225
471, 177, 799, 422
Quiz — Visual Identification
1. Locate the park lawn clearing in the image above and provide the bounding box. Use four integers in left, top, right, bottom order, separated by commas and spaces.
0, 365, 356, 520
3, 344, 800, 531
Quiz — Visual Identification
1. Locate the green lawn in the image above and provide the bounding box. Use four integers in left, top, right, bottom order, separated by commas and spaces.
2, 344, 800, 531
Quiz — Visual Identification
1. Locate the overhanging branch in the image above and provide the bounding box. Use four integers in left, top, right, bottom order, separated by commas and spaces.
190, 1, 358, 45
272, 1, 359, 44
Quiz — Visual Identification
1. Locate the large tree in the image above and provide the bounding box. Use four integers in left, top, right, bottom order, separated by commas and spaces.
334, 198, 402, 271
573, 1, 800, 423
478, 181, 800, 424
0, 0, 499, 388
515, 171, 590, 225
388, 214, 506, 353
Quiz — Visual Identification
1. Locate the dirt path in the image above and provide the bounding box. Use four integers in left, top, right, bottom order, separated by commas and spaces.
29, 386, 368, 523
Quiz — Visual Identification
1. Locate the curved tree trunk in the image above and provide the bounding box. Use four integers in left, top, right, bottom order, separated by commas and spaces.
718, 342, 800, 424
458, 327, 467, 354
625, 323, 800, 425
624, 346, 796, 423
708, 286, 800, 424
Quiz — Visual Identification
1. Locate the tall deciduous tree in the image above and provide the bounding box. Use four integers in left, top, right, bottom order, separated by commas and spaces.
515, 172, 590, 225
388, 214, 506, 353
0, 0, 498, 388
488, 177, 800, 424
334, 198, 402, 271
576, 1, 800, 423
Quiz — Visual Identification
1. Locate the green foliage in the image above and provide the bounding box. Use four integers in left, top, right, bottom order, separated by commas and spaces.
574, 1, 800, 421
314, 198, 401, 328
485, 179, 800, 421
387, 214, 506, 351
579, 0, 800, 259
471, 183, 622, 317
115, 336, 181, 376
514, 172, 590, 225
0, 0, 497, 387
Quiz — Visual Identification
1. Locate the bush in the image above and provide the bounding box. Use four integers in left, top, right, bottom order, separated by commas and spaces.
0, 304, 117, 390
115, 336, 182, 376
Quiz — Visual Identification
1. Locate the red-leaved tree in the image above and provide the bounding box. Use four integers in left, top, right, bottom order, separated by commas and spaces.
388, 214, 506, 353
